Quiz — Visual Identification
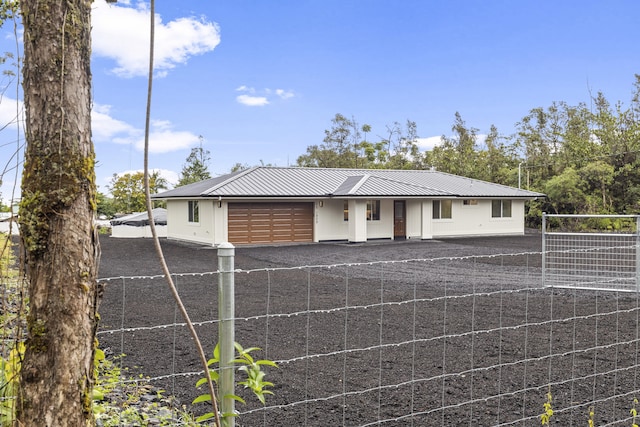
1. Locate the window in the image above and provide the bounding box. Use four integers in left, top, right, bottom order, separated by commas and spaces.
366, 200, 380, 221
343, 200, 380, 221
463, 199, 478, 206
433, 200, 452, 219
491, 200, 512, 218
188, 200, 200, 223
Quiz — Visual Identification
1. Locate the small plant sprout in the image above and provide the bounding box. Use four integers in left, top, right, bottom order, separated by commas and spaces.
588, 405, 595, 427
540, 391, 554, 425
234, 342, 278, 404
631, 398, 639, 427
193, 342, 277, 424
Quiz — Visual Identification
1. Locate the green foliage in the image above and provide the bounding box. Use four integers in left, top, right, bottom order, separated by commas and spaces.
194, 342, 277, 424
177, 139, 212, 187
92, 352, 203, 426
540, 391, 554, 425
0, 1, 18, 23
0, 342, 23, 426
297, 76, 640, 226
631, 398, 639, 427
297, 113, 423, 170
96, 192, 117, 219
108, 171, 167, 214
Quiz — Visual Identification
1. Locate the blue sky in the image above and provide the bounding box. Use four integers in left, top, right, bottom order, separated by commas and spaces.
1, 0, 639, 203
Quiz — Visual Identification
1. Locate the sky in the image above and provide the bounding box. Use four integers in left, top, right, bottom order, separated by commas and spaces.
1, 0, 639, 204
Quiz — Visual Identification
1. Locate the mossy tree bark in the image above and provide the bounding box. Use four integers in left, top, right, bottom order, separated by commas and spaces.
17, 0, 100, 425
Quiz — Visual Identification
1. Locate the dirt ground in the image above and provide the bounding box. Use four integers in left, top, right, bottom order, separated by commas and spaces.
96, 232, 640, 426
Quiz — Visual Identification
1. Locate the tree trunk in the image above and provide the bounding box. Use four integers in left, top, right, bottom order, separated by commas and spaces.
17, 0, 100, 425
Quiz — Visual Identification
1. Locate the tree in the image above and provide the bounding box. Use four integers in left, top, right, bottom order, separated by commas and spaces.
177, 137, 211, 186
543, 168, 587, 214
297, 113, 361, 168
17, 0, 100, 424
386, 120, 422, 169
96, 191, 117, 219
426, 112, 481, 177
108, 171, 168, 214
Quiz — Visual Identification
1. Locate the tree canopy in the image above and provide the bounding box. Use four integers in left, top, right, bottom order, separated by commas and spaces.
108, 171, 167, 214
296, 75, 640, 226
177, 138, 212, 187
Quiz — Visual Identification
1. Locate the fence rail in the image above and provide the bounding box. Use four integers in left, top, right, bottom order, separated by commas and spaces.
542, 213, 640, 292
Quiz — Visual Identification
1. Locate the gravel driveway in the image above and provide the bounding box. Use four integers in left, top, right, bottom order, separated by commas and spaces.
96, 232, 637, 426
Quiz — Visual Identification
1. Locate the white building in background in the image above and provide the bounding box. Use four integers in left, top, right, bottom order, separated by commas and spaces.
110, 208, 167, 238
152, 167, 545, 246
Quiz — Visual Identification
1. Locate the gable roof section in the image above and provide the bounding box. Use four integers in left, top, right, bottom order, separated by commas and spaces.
153, 167, 545, 199
333, 175, 451, 197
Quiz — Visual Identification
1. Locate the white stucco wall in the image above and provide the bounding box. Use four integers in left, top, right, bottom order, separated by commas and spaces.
166, 199, 216, 245
430, 199, 525, 237
315, 199, 348, 241
366, 199, 393, 239
0, 221, 19, 235
111, 225, 167, 238
405, 200, 423, 239
315, 199, 396, 242
165, 197, 528, 245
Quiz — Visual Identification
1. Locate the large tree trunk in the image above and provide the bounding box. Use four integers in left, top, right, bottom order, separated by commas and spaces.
17, 0, 100, 425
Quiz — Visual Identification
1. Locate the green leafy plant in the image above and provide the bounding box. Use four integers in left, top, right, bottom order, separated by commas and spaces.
0, 342, 23, 426
193, 342, 277, 424
631, 398, 639, 427
540, 391, 554, 425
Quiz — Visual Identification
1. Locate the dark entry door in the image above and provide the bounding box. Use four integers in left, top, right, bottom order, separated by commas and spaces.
394, 200, 406, 238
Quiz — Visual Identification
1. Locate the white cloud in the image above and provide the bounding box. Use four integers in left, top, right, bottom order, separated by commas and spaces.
137, 120, 201, 153
275, 89, 295, 100
92, 104, 138, 141
0, 96, 23, 130
94, 106, 200, 153
235, 86, 295, 106
92, 1, 221, 78
235, 85, 254, 93
416, 134, 488, 151
236, 94, 269, 107
416, 136, 443, 151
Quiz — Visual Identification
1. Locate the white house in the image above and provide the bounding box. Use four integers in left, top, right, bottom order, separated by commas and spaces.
110, 208, 168, 238
152, 167, 544, 246
0, 212, 19, 236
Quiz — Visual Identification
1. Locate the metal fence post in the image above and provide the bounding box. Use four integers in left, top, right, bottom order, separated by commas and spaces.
218, 242, 235, 425
541, 213, 546, 288
636, 216, 640, 293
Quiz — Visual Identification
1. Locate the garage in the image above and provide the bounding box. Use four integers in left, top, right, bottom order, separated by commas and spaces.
228, 202, 314, 244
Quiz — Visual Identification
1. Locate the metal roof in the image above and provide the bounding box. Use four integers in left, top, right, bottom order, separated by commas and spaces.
110, 208, 167, 226
153, 167, 545, 199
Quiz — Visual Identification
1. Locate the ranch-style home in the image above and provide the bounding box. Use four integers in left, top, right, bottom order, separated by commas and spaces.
152, 166, 544, 246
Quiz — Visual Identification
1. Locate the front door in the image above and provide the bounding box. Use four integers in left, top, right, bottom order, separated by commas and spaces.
394, 200, 406, 239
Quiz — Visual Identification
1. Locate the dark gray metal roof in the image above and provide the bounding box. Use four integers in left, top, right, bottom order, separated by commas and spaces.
153, 167, 545, 199
110, 208, 167, 227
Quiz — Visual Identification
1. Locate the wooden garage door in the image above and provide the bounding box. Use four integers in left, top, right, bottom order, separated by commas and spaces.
228, 202, 314, 244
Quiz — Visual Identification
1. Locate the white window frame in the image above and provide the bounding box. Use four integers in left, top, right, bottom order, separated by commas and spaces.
433, 199, 452, 219
366, 200, 380, 221
491, 200, 512, 218
188, 200, 200, 223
